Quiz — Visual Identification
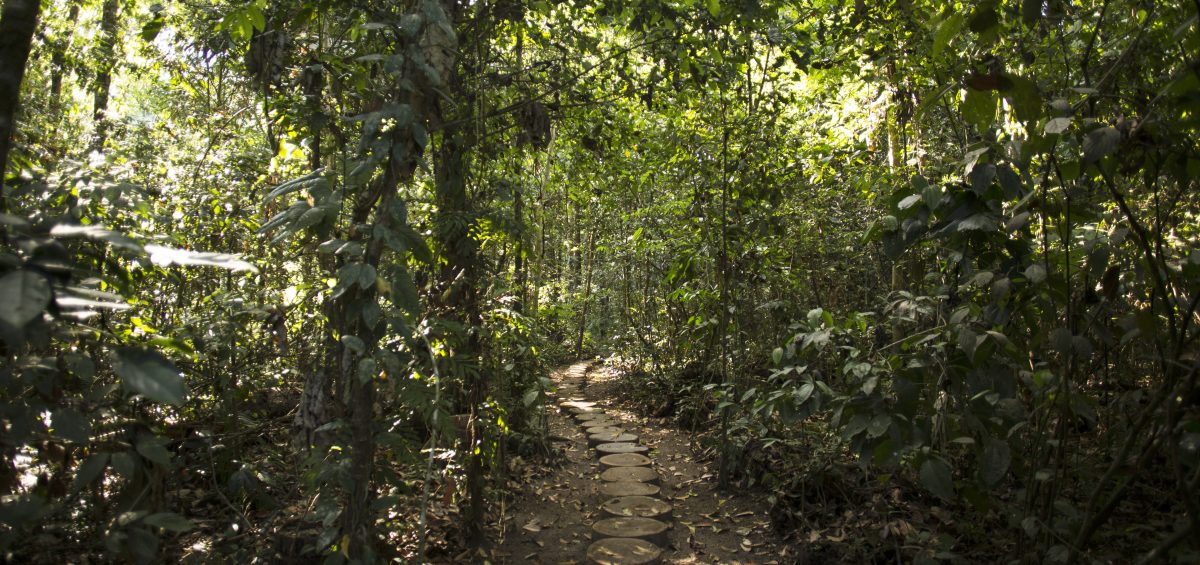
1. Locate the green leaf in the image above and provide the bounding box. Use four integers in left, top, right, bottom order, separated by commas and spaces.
141, 15, 165, 42
0, 270, 50, 329
1082, 126, 1120, 163
357, 357, 377, 384
522, 388, 540, 407
114, 348, 187, 405
968, 2, 999, 34
136, 435, 173, 466
919, 458, 956, 501
932, 13, 964, 57
51, 408, 91, 443
898, 194, 922, 211
962, 88, 996, 131
294, 207, 326, 230
867, 414, 891, 438
794, 381, 815, 404
1025, 264, 1047, 284
341, 335, 366, 355
246, 5, 266, 32
979, 437, 1011, 486
390, 267, 419, 316
1002, 75, 1042, 122
705, 0, 720, 18
957, 214, 996, 232
1044, 117, 1071, 135
143, 512, 195, 533
357, 264, 377, 289
72, 453, 109, 493
771, 347, 783, 365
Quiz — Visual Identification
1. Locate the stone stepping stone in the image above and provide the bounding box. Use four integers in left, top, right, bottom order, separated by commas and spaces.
586, 537, 662, 565
567, 406, 602, 416
560, 400, 597, 410
600, 495, 672, 520
589, 432, 638, 447
599, 453, 652, 470
576, 412, 609, 422
600, 466, 658, 484
599, 480, 661, 498
582, 419, 620, 430
592, 516, 669, 546
585, 426, 624, 436
595, 442, 648, 456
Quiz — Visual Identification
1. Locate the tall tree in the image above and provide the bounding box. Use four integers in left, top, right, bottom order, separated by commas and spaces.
0, 0, 40, 201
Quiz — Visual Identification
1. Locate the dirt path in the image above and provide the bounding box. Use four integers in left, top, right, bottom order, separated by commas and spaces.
490, 362, 786, 564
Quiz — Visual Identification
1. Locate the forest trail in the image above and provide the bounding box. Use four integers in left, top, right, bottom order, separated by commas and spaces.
489, 362, 787, 564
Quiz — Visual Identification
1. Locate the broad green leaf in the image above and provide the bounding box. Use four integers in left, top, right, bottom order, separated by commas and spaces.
898, 194, 922, 211
771, 347, 783, 364
1002, 75, 1042, 122
522, 388, 540, 407
957, 214, 996, 232
246, 5, 266, 32
979, 437, 1011, 485
919, 458, 955, 501
136, 435, 173, 466
357, 357, 377, 384
867, 414, 891, 438
1082, 126, 1120, 163
1025, 264, 1047, 284
794, 381, 815, 404
962, 88, 996, 131
705, 0, 720, 18
0, 270, 50, 328
141, 15, 165, 42
72, 453, 108, 492
51, 408, 91, 443
1044, 117, 1072, 134
932, 13, 964, 57
125, 526, 160, 563
390, 267, 419, 315
341, 335, 366, 354
114, 348, 187, 405
294, 207, 326, 230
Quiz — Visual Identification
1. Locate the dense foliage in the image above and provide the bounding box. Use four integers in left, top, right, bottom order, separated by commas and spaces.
0, 0, 1197, 562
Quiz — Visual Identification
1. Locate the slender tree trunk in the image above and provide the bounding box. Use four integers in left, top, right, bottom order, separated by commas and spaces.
571, 198, 582, 291
92, 0, 119, 150
513, 183, 526, 312
49, 0, 79, 152
434, 124, 487, 542
0, 0, 40, 207
575, 226, 595, 356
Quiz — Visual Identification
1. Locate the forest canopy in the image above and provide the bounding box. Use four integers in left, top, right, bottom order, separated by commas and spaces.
1, 0, 1199, 562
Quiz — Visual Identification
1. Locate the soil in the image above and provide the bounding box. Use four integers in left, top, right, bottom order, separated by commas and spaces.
489, 361, 790, 564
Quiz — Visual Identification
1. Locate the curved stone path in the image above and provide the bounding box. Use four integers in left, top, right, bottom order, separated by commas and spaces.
492, 361, 783, 564
556, 365, 671, 564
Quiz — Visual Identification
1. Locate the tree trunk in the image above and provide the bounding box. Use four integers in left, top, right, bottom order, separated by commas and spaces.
92, 0, 119, 149
575, 226, 595, 356
0, 0, 41, 206
48, 0, 78, 152
513, 183, 526, 312
434, 124, 487, 543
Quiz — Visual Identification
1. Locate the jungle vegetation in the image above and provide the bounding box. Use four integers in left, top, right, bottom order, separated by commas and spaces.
0, 0, 1198, 562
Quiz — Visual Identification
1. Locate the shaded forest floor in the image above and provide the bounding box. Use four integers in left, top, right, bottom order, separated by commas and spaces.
487, 361, 790, 564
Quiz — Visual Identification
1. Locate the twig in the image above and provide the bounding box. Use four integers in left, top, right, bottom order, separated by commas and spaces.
418, 330, 444, 562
